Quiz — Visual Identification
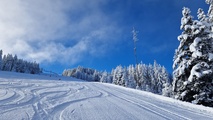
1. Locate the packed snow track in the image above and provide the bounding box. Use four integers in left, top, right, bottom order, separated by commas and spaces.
0, 72, 213, 120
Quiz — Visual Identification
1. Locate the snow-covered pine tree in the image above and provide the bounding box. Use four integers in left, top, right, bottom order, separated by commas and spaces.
112, 65, 123, 85
0, 50, 2, 70
73, 66, 82, 79
116, 65, 123, 85
188, 0, 213, 106
15, 59, 23, 73
135, 64, 142, 90
23, 60, 30, 73
137, 63, 146, 90
161, 67, 172, 97
134, 64, 142, 90
153, 61, 161, 93
112, 68, 118, 84
11, 55, 18, 72
100, 71, 108, 83
2, 54, 14, 71
93, 70, 100, 82
126, 65, 136, 88
173, 4, 213, 106
197, 8, 206, 22
31, 62, 40, 74
107, 73, 113, 83
121, 67, 128, 86
140, 64, 148, 90
206, 0, 213, 21
173, 7, 195, 101
146, 64, 154, 92
0, 51, 41, 74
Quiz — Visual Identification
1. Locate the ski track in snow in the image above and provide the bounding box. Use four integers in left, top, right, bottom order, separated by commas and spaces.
0, 72, 213, 120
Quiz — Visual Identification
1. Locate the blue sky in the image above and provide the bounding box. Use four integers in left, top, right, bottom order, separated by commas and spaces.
0, 0, 209, 74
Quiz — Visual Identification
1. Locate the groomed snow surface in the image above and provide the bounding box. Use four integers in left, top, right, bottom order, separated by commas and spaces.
0, 71, 213, 120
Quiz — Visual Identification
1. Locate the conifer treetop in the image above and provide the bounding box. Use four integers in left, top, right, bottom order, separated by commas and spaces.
206, 0, 213, 4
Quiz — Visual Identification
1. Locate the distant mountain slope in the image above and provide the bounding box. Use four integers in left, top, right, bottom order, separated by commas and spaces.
0, 71, 213, 120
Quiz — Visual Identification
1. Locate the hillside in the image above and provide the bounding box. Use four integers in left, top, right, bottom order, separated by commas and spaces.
0, 71, 213, 120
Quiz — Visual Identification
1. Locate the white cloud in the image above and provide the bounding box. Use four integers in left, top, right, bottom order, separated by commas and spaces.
0, 0, 120, 65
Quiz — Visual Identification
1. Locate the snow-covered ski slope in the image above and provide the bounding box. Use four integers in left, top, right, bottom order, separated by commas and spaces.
0, 71, 213, 120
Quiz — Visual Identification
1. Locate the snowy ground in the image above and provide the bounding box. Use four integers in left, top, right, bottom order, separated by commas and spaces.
0, 71, 213, 120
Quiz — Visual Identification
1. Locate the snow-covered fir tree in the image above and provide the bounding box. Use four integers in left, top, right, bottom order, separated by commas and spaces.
112, 65, 123, 85
161, 67, 172, 97
0, 50, 41, 74
173, 7, 196, 101
0, 50, 2, 70
126, 65, 136, 88
2, 54, 14, 71
63, 61, 171, 96
121, 67, 128, 87
173, 3, 213, 106
111, 62, 171, 95
197, 8, 206, 22
153, 61, 161, 93
93, 70, 101, 82
62, 66, 102, 82
137, 63, 146, 90
144, 64, 153, 92
207, 0, 213, 21
11, 55, 18, 72
100, 71, 108, 83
